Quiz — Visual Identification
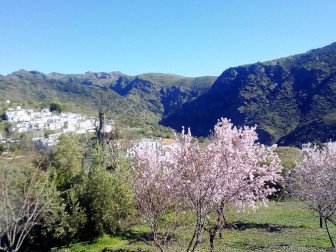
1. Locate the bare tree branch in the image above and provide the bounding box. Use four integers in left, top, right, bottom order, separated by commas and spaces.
0, 164, 61, 252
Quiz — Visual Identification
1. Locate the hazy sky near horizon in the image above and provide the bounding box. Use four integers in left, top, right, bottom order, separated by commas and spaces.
1, 0, 336, 77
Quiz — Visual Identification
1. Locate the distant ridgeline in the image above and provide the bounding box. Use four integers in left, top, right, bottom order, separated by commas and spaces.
161, 42, 336, 147
1, 42, 336, 146
0, 70, 216, 127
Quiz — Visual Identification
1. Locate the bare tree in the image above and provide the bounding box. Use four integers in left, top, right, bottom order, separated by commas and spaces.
96, 110, 106, 142
93, 91, 111, 144
0, 164, 61, 252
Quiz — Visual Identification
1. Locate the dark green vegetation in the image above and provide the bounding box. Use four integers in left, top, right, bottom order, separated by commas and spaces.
0, 133, 136, 251
162, 42, 336, 146
56, 201, 336, 252
0, 70, 215, 128
50, 102, 63, 113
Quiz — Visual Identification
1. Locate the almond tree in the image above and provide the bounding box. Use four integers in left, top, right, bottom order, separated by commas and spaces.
132, 119, 282, 252
204, 119, 282, 251
168, 119, 282, 251
290, 143, 336, 247
131, 140, 182, 252
169, 128, 216, 251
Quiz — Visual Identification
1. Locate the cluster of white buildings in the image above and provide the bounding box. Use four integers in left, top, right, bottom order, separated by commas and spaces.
3, 106, 115, 148
126, 138, 177, 158
4, 106, 114, 134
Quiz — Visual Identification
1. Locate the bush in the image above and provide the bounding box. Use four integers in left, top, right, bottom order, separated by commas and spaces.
82, 145, 135, 236
50, 103, 63, 113
31, 136, 135, 246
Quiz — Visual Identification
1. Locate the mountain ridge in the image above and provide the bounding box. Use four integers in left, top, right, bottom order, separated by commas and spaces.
2, 42, 336, 146
0, 69, 216, 128
161, 42, 336, 146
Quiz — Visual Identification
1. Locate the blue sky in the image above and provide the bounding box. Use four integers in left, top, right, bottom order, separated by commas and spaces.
0, 0, 335, 77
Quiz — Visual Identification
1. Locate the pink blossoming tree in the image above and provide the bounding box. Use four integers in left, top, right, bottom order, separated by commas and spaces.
290, 143, 336, 247
131, 140, 184, 252
202, 119, 282, 251
132, 118, 283, 251
169, 127, 216, 251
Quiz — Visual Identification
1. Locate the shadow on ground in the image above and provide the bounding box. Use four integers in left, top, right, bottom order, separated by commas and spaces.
116, 229, 153, 244
225, 221, 295, 232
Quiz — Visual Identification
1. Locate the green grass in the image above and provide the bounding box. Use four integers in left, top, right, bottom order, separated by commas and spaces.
53, 236, 154, 252
54, 201, 336, 251
275, 146, 301, 171
214, 201, 334, 251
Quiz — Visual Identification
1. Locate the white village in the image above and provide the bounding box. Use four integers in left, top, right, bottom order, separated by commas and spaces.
1, 104, 114, 149
0, 103, 324, 152
0, 103, 178, 154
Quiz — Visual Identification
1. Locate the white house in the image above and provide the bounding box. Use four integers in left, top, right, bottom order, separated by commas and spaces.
15, 122, 32, 133
45, 116, 64, 131
5, 107, 31, 123
63, 118, 77, 133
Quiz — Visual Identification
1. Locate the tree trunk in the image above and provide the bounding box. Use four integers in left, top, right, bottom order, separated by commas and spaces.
191, 222, 203, 252
209, 232, 216, 252
320, 216, 323, 228
97, 110, 105, 142
153, 232, 165, 252
187, 225, 197, 252
188, 210, 204, 252
325, 218, 335, 248
191, 236, 201, 252
217, 202, 226, 239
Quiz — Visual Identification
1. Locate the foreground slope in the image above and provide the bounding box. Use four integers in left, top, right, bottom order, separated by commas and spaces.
56, 201, 336, 252
162, 42, 336, 146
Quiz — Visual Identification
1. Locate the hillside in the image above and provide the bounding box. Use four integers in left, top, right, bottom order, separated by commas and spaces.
0, 70, 216, 126
162, 42, 336, 146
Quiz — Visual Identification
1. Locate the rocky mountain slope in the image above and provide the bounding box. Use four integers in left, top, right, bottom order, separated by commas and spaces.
3, 42, 336, 146
162, 42, 336, 146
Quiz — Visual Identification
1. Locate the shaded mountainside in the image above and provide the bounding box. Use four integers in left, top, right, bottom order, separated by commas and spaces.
162, 42, 336, 146
0, 70, 216, 124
